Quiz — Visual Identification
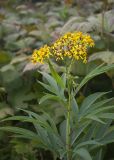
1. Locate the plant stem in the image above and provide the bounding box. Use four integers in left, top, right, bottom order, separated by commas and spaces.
66, 93, 72, 160
66, 59, 74, 160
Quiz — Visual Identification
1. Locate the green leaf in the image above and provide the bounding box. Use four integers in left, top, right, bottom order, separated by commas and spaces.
87, 98, 114, 113
0, 126, 39, 140
59, 120, 66, 143
93, 149, 103, 160
42, 111, 59, 134
0, 126, 51, 149
39, 72, 59, 94
75, 140, 102, 149
13, 134, 47, 149
39, 93, 61, 104
95, 120, 112, 139
85, 115, 105, 124
48, 61, 65, 89
38, 81, 56, 94
71, 121, 90, 145
33, 124, 52, 149
98, 113, 114, 119
75, 63, 114, 95
2, 115, 53, 133
100, 126, 114, 144
20, 109, 58, 134
82, 122, 98, 141
73, 148, 92, 160
79, 92, 108, 118
39, 72, 66, 101
71, 93, 79, 115
47, 132, 63, 151
87, 105, 114, 116
41, 72, 58, 90
61, 73, 66, 87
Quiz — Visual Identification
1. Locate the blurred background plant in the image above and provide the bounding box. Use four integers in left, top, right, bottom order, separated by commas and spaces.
0, 0, 114, 159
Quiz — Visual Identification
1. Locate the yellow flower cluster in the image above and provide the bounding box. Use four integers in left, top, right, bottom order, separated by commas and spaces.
51, 32, 94, 63
31, 45, 51, 64
31, 32, 94, 63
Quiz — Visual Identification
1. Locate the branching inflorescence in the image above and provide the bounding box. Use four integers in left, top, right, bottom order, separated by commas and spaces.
31, 32, 94, 64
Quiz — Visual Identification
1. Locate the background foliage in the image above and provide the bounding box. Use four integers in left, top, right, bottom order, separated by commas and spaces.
0, 0, 114, 159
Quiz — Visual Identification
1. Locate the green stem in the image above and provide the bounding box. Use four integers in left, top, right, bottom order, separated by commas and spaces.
66, 93, 72, 160
66, 59, 74, 160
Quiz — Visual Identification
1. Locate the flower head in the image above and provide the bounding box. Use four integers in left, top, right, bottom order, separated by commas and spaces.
31, 32, 94, 64
51, 32, 94, 63
31, 45, 51, 63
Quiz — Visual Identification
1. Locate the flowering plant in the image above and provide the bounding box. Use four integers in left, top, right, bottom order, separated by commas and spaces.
1, 32, 114, 160
31, 32, 94, 63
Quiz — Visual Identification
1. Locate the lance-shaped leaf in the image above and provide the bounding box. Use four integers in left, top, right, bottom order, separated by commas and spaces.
75, 63, 114, 95
73, 148, 92, 160
48, 61, 65, 89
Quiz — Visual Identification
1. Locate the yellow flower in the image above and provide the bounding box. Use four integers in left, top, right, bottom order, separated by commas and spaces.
31, 45, 51, 63
31, 32, 94, 64
51, 32, 94, 63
